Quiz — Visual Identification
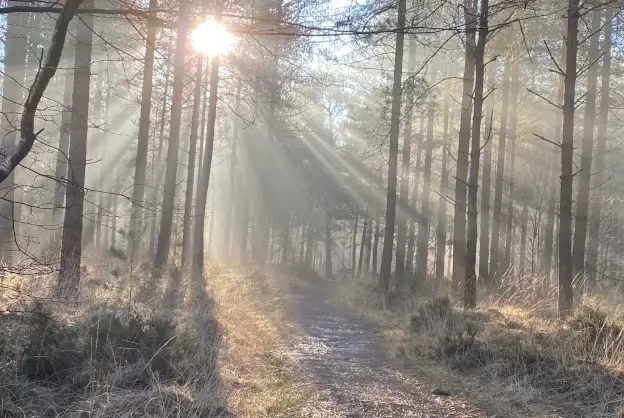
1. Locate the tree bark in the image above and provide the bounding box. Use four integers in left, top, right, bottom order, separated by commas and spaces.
435, 81, 451, 283
452, 0, 476, 291
358, 210, 368, 277
379, 0, 406, 306
406, 118, 423, 278
519, 205, 528, 275
129, 0, 157, 262
478, 59, 496, 285
57, 0, 93, 296
325, 198, 333, 278
559, 0, 579, 317
181, 56, 204, 269
396, 37, 417, 283
587, 10, 612, 289
152, 0, 190, 275
465, 0, 487, 309
572, 9, 601, 293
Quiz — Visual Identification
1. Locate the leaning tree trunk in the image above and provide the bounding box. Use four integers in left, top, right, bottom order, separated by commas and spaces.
478, 59, 496, 284
379, 0, 407, 306
0, 7, 28, 266
572, 9, 601, 294
181, 56, 204, 269
587, 10, 612, 290
57, 0, 93, 296
152, 0, 191, 275
465, 0, 487, 309
396, 37, 417, 284
129, 0, 158, 263
559, 0, 579, 317
452, 0, 477, 292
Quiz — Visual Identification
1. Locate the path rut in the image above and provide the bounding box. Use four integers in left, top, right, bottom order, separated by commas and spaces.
284, 287, 482, 418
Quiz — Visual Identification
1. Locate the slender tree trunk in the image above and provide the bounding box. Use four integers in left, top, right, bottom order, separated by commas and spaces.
192, 53, 220, 286
587, 11, 612, 290
435, 85, 451, 282
358, 210, 368, 277
153, 0, 190, 274
572, 9, 601, 294
181, 56, 204, 268
489, 48, 512, 284
465, 0, 487, 309
519, 206, 528, 275
406, 118, 423, 277
223, 84, 241, 259
111, 177, 120, 250
479, 59, 496, 285
372, 193, 380, 274
559, 0, 579, 317
503, 50, 520, 273
396, 37, 417, 283
129, 0, 157, 262
57, 0, 93, 295
543, 38, 566, 278
325, 198, 333, 278
351, 210, 359, 276
416, 67, 438, 282
452, 0, 477, 291
0, 7, 27, 265
379, 0, 406, 306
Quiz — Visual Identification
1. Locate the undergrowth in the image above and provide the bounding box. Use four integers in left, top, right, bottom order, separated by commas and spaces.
0, 259, 307, 417
325, 272, 624, 418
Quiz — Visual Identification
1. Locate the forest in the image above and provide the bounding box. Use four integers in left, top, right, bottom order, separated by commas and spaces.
1, 0, 624, 416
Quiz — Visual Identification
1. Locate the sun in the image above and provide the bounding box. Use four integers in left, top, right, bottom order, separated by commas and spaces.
191, 19, 234, 57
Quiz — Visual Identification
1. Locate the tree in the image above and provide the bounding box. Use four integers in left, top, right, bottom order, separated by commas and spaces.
57, 0, 93, 295
379, 0, 407, 307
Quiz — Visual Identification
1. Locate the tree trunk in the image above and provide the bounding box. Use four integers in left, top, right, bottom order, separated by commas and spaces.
572, 9, 601, 294
57, 0, 93, 296
435, 83, 451, 283
129, 0, 158, 262
587, 10, 612, 290
452, 0, 477, 291
406, 118, 423, 278
181, 56, 204, 269
0, 6, 28, 265
358, 210, 368, 277
465, 0, 487, 309
503, 50, 520, 274
396, 37, 417, 283
152, 0, 190, 275
325, 198, 333, 278
416, 67, 438, 283
223, 83, 241, 259
559, 0, 579, 317
489, 47, 512, 284
372, 191, 380, 274
478, 59, 496, 285
379, 0, 406, 305
192, 53, 220, 287
519, 206, 528, 275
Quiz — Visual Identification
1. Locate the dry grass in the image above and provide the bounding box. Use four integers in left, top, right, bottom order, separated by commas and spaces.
325, 273, 624, 418
0, 258, 309, 417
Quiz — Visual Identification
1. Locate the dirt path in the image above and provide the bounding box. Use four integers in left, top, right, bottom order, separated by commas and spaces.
283, 286, 484, 418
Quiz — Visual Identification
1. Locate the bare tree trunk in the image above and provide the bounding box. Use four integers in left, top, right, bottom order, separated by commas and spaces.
572, 9, 601, 294
325, 198, 333, 278
57, 0, 93, 295
153, 0, 190, 274
559, 0, 579, 317
379, 0, 406, 306
587, 10, 612, 290
435, 83, 451, 283
452, 0, 477, 291
478, 59, 496, 285
465, 0, 487, 309
351, 209, 359, 276
416, 67, 438, 283
372, 192, 380, 274
489, 47, 512, 284
396, 38, 417, 284
543, 37, 566, 278
503, 50, 520, 273
111, 177, 120, 250
358, 210, 368, 277
192, 53, 220, 286
519, 206, 528, 275
129, 0, 157, 262
406, 118, 423, 277
181, 56, 204, 268
0, 7, 27, 265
